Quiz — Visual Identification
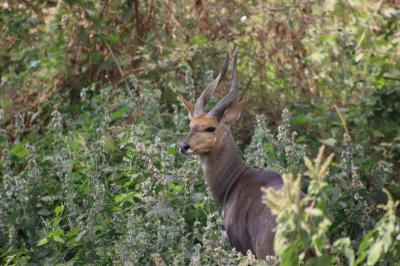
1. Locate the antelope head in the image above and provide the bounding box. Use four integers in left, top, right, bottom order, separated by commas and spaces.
180, 50, 245, 155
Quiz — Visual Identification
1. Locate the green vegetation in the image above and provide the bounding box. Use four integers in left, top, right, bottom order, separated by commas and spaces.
1, 0, 399, 265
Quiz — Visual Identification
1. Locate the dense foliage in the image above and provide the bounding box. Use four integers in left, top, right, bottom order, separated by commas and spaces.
1, 0, 399, 265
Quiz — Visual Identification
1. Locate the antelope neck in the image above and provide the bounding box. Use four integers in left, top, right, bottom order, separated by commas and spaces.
199, 131, 249, 206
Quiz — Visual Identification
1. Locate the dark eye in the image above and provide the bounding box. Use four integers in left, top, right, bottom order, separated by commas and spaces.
206, 127, 216, 133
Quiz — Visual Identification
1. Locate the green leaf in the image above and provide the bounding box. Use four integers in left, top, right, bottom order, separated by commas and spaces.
168, 182, 183, 193
111, 105, 130, 120
355, 251, 369, 266
367, 242, 383, 265
192, 35, 207, 45
37, 238, 49, 247
53, 235, 65, 244
10, 144, 32, 159
305, 256, 332, 266
55, 205, 64, 216
280, 242, 300, 266
102, 136, 116, 152
313, 236, 326, 256
358, 231, 375, 251
115, 192, 137, 203
264, 143, 276, 157
167, 144, 177, 156
66, 226, 81, 238
291, 114, 314, 125
67, 137, 81, 154
0, 99, 12, 108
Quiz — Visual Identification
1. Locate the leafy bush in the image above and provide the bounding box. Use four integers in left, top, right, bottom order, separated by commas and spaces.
1, 0, 399, 265
263, 146, 400, 265
0, 81, 278, 265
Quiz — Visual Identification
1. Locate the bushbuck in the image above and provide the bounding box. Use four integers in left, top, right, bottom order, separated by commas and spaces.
179, 49, 283, 259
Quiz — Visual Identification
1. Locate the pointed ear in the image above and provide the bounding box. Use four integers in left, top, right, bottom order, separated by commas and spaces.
180, 96, 195, 119
222, 100, 246, 124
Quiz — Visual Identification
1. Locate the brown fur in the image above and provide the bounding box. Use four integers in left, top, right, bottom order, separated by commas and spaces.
183, 115, 222, 153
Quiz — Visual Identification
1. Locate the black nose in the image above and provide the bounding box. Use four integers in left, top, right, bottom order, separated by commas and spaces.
179, 143, 190, 154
